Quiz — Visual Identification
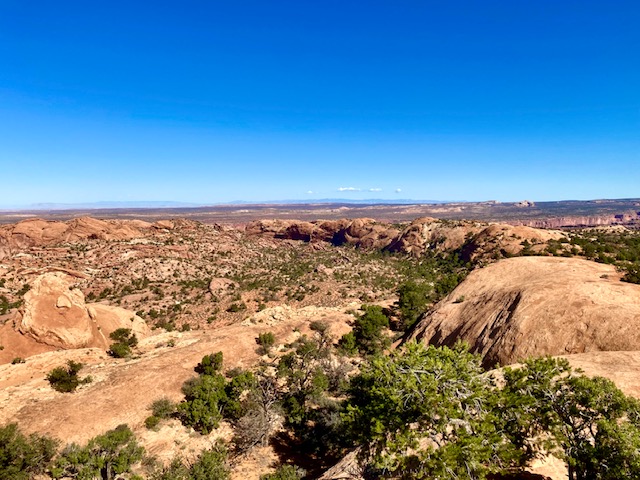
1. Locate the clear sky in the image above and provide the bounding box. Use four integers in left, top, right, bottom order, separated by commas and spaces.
0, 1, 638, 206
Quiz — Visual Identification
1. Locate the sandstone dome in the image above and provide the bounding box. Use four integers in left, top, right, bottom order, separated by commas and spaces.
408, 256, 640, 367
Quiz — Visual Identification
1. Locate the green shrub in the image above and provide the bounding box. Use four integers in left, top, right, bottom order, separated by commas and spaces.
144, 415, 160, 430
260, 464, 305, 480
151, 397, 176, 419
223, 370, 256, 421
337, 332, 358, 356
53, 424, 143, 480
256, 332, 276, 354
344, 342, 517, 478
396, 281, 430, 331
0, 423, 58, 480
189, 442, 230, 480
108, 342, 132, 358
227, 302, 246, 313
623, 264, 640, 284
194, 352, 223, 375
107, 328, 138, 358
339, 305, 390, 356
178, 374, 227, 434
46, 360, 91, 393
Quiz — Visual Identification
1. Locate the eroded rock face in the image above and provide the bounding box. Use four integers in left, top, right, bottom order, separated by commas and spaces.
18, 272, 148, 350
408, 256, 640, 367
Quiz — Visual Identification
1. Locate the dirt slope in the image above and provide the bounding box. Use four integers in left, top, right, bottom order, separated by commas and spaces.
0, 304, 354, 472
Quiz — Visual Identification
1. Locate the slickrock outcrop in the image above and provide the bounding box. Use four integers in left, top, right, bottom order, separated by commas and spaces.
16, 272, 148, 350
408, 256, 640, 367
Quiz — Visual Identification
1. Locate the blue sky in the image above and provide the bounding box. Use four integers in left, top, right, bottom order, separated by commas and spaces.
0, 1, 638, 206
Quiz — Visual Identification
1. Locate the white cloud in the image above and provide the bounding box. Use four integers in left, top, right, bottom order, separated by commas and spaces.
368, 188, 383, 192
306, 190, 314, 194
395, 188, 402, 193
337, 187, 361, 192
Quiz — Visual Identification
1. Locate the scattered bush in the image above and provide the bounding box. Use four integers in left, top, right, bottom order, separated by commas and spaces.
0, 423, 58, 480
151, 441, 230, 480
107, 328, 138, 358
53, 424, 144, 480
144, 415, 161, 430
396, 281, 430, 331
256, 332, 276, 355
623, 264, 640, 284
190, 442, 230, 479
260, 464, 305, 480
151, 397, 176, 419
178, 373, 227, 434
108, 342, 132, 358
46, 360, 91, 393
227, 302, 246, 313
194, 352, 223, 375
339, 305, 390, 356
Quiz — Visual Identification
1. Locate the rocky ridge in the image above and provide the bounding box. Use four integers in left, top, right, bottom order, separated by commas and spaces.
246, 217, 569, 261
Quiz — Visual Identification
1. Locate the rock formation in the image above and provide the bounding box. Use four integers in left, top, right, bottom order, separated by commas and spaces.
386, 217, 483, 255
246, 217, 569, 262
16, 272, 148, 351
459, 224, 566, 262
408, 256, 640, 367
245, 218, 399, 248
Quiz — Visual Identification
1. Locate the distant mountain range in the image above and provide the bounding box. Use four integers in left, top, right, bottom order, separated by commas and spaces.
7, 201, 204, 211
1, 199, 454, 211
224, 198, 453, 205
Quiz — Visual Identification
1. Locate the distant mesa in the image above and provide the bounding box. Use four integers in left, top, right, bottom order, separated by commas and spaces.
408, 256, 640, 367
514, 200, 535, 208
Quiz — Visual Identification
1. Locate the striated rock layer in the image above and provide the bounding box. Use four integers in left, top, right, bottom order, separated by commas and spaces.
408, 256, 640, 367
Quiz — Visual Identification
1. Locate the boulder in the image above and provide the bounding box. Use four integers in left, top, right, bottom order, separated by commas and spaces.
17, 272, 148, 350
